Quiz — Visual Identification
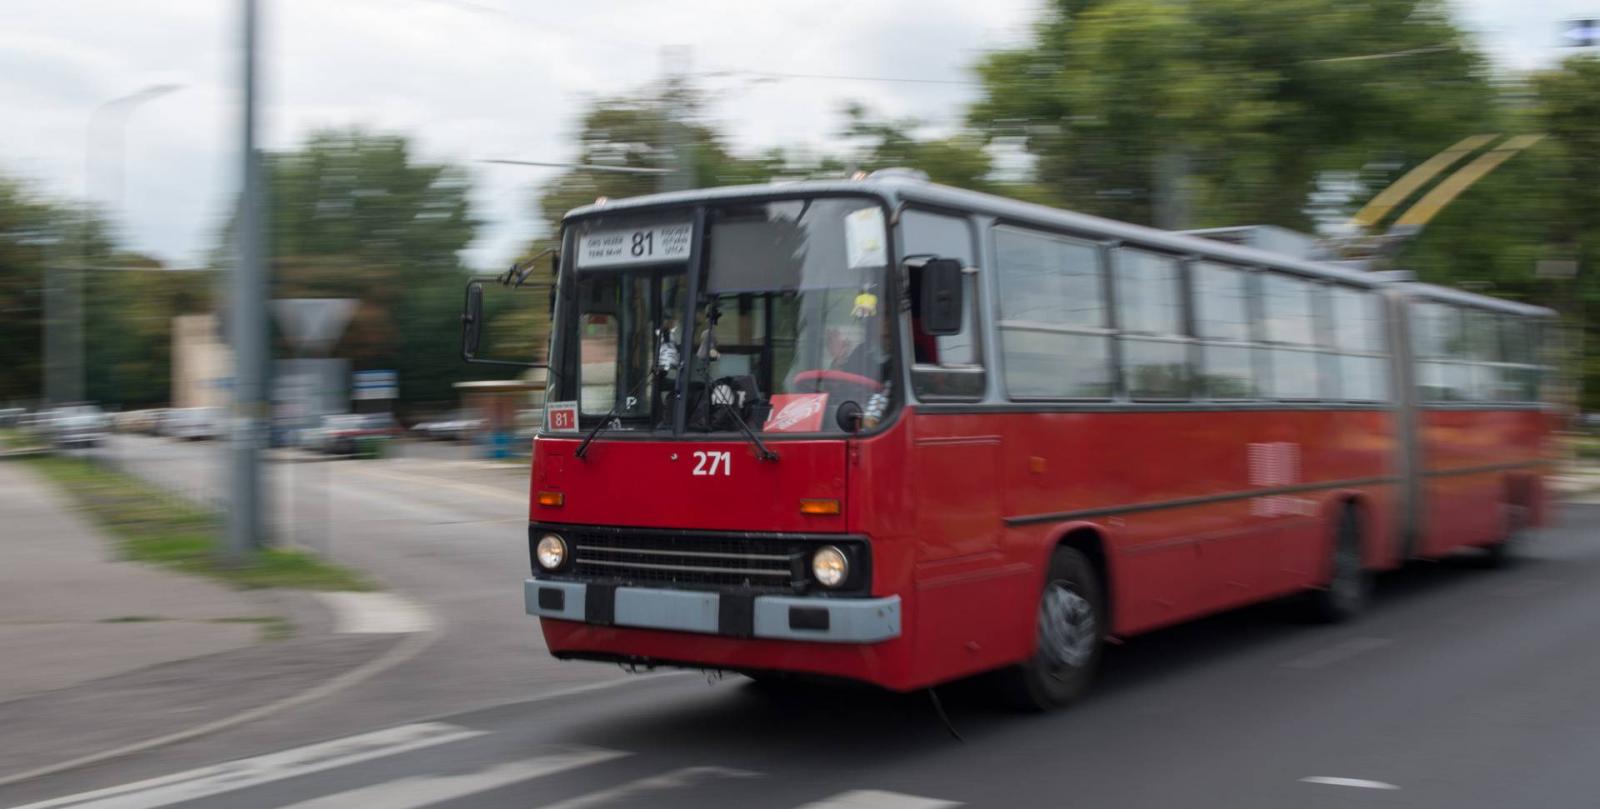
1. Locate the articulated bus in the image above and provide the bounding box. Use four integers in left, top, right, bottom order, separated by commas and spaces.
472, 171, 1556, 709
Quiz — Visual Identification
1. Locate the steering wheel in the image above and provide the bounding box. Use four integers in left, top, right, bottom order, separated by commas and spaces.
792, 369, 884, 394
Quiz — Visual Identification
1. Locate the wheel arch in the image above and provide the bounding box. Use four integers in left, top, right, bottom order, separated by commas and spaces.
1318, 492, 1374, 577
1040, 521, 1115, 634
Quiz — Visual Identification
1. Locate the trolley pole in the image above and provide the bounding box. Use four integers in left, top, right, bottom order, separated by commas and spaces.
228, 0, 269, 558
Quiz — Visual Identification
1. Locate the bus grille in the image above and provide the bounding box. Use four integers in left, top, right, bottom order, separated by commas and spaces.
568, 532, 806, 592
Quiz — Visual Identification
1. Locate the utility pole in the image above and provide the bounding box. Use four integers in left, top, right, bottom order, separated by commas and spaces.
228, 0, 270, 558
660, 46, 692, 194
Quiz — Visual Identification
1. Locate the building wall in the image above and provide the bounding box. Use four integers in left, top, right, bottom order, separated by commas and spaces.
171, 314, 232, 409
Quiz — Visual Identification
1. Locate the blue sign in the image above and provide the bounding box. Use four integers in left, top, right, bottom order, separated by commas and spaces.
1566, 19, 1599, 47
352, 370, 398, 401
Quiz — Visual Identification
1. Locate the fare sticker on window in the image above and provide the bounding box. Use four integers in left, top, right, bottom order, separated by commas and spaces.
763, 393, 828, 433
546, 401, 579, 431
844, 207, 887, 270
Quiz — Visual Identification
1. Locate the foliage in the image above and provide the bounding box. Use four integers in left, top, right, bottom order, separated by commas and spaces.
970, 0, 1496, 230
248, 129, 495, 409
83, 264, 213, 407
0, 178, 70, 404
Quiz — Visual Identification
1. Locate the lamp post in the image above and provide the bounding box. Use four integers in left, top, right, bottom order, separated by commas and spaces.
46, 83, 182, 406
229, 0, 268, 558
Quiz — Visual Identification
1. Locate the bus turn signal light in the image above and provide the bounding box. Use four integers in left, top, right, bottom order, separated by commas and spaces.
536, 491, 564, 508
799, 498, 840, 516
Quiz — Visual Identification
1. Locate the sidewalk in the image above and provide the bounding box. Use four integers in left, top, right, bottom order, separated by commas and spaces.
0, 460, 275, 700
0, 458, 425, 785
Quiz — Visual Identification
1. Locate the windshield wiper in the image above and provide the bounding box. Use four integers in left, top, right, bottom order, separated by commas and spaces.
574, 372, 654, 460
718, 401, 779, 462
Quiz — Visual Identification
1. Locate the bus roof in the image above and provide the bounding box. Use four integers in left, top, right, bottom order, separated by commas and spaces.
1391, 281, 1554, 318
565, 173, 1555, 318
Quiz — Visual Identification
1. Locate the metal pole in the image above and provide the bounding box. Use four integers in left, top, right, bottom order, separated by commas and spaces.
660, 46, 691, 194
228, 0, 269, 558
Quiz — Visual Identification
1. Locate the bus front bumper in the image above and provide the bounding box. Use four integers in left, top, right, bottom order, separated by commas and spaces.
524, 579, 900, 644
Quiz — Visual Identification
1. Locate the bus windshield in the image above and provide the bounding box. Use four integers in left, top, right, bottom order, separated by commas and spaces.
549, 196, 894, 437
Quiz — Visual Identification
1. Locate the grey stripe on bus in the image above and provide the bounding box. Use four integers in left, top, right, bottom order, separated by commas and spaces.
1005, 460, 1545, 527
1004, 476, 1400, 526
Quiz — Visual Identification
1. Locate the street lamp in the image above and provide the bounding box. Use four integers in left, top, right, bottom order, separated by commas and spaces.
47, 83, 183, 406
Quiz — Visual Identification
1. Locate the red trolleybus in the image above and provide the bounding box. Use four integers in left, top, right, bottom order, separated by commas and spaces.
470, 171, 1555, 709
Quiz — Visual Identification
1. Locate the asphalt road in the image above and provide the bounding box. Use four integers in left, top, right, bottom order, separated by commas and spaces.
9, 437, 1600, 808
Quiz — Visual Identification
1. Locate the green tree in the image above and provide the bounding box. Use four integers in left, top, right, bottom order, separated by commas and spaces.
83, 262, 214, 407
0, 178, 65, 404
235, 129, 486, 410
1532, 56, 1600, 409
837, 104, 994, 190
971, 0, 1496, 230
532, 85, 791, 240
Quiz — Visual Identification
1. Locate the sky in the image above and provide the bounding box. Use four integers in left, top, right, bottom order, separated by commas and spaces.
0, 0, 1592, 272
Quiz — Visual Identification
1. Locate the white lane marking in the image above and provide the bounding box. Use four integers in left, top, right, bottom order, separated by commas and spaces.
1281, 637, 1393, 670
316, 591, 436, 634
1300, 776, 1401, 790
793, 789, 963, 808
10, 722, 484, 809
536, 765, 758, 809
274, 745, 626, 809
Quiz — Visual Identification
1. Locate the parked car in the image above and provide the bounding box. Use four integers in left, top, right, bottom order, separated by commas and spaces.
113, 409, 163, 434
164, 407, 223, 441
0, 407, 24, 428
308, 413, 399, 455
412, 410, 483, 442
48, 404, 109, 448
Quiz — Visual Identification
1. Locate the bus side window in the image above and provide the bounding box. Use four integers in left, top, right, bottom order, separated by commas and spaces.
901, 209, 985, 401
1259, 272, 1322, 400
1329, 287, 1388, 403
1412, 302, 1467, 402
1114, 248, 1188, 400
1192, 262, 1255, 399
993, 226, 1112, 400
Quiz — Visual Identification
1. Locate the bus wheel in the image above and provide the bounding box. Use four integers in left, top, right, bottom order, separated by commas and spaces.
997, 547, 1104, 711
1307, 505, 1367, 623
1484, 498, 1530, 568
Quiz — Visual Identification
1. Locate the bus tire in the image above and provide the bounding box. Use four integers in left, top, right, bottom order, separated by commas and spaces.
1307, 505, 1367, 623
996, 547, 1104, 711
1483, 497, 1530, 568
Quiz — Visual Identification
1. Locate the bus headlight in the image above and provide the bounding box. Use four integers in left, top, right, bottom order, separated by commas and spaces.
812, 545, 849, 588
536, 534, 568, 571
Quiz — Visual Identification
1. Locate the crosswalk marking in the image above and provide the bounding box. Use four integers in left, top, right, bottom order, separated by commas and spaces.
10, 722, 485, 809
793, 789, 963, 809
536, 766, 758, 809
9, 720, 967, 809
273, 746, 626, 809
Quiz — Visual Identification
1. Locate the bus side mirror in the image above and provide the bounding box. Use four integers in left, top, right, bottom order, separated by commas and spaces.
462, 281, 484, 360
460, 279, 547, 368
917, 257, 964, 336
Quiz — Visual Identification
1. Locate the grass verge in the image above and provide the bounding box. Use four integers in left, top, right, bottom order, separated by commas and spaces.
23, 453, 372, 592
1575, 435, 1600, 462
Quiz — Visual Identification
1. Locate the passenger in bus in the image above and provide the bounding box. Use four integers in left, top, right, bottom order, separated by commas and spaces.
826, 322, 872, 377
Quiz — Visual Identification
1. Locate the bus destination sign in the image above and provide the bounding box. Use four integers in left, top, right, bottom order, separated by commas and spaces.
577, 223, 693, 269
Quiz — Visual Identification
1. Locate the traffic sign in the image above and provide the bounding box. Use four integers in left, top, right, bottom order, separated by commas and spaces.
353, 370, 398, 401
272, 298, 357, 356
